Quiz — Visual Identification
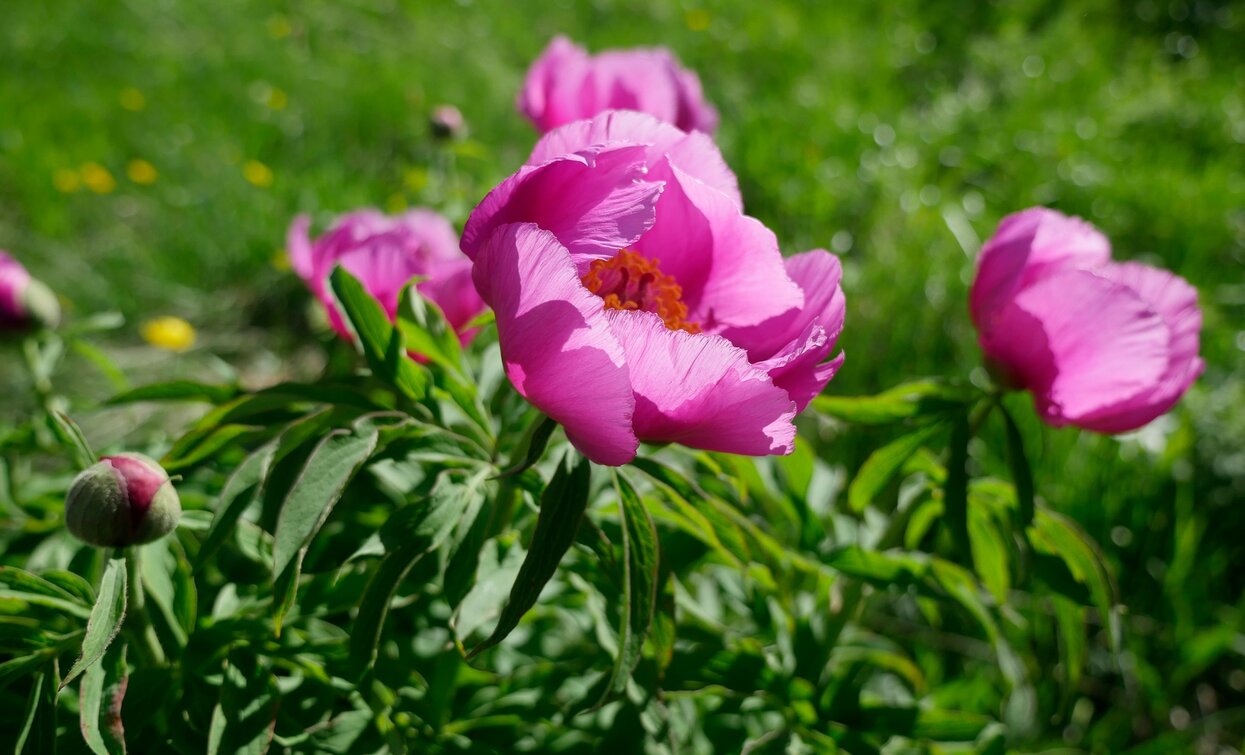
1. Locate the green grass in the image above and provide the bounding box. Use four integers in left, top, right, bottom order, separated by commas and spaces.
2, 0, 1243, 749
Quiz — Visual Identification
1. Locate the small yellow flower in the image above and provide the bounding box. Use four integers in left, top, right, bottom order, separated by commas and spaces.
120, 87, 146, 111
267, 14, 292, 39
80, 163, 116, 194
267, 87, 288, 111
403, 167, 429, 191
141, 316, 197, 352
127, 159, 158, 185
53, 168, 81, 193
271, 248, 291, 271
243, 160, 273, 188
685, 9, 711, 31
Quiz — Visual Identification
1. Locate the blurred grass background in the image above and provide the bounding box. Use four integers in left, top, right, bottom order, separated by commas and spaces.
2, 0, 1244, 750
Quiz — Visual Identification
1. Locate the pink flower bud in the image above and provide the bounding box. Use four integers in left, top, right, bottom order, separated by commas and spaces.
1, 251, 60, 333
430, 104, 465, 139
64, 453, 181, 547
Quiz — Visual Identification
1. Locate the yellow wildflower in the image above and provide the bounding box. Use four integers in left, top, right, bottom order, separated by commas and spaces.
141, 316, 197, 352
685, 9, 710, 31
243, 160, 273, 188
127, 159, 158, 185
80, 163, 116, 194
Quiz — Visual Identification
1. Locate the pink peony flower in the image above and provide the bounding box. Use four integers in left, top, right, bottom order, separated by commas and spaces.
971, 207, 1204, 433
461, 111, 844, 465
288, 209, 486, 343
1, 251, 59, 332
519, 36, 718, 134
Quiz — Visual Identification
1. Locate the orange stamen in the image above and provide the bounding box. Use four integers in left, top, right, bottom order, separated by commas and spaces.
581, 250, 700, 333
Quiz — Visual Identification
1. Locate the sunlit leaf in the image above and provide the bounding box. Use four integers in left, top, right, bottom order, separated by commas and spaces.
62, 557, 127, 688
847, 422, 946, 513
330, 266, 430, 401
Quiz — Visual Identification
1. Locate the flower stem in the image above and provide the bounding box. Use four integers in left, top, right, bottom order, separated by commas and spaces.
124, 548, 166, 667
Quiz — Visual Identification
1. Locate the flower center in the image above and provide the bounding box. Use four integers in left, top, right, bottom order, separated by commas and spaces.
581, 250, 700, 333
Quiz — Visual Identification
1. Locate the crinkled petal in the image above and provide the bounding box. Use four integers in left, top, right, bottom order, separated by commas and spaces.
604, 309, 796, 456
527, 111, 740, 207
474, 223, 637, 465
461, 145, 663, 271
635, 164, 801, 329
980, 269, 1171, 428
971, 207, 1112, 328
755, 323, 846, 412
721, 250, 845, 361
1074, 262, 1204, 432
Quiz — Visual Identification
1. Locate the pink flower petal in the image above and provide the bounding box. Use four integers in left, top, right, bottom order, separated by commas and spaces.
980, 269, 1171, 427
1072, 262, 1204, 432
517, 36, 590, 133
527, 111, 741, 208
971, 207, 1112, 329
634, 164, 802, 330
461, 145, 664, 271
1, 251, 33, 325
720, 249, 846, 361
474, 223, 638, 465
286, 215, 316, 280
604, 309, 796, 456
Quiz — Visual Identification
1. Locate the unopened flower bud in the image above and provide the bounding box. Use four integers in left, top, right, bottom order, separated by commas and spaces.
64, 453, 181, 547
1, 251, 61, 333
430, 104, 465, 140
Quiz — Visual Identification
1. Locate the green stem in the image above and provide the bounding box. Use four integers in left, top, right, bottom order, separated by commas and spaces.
124, 548, 166, 666
20, 336, 54, 412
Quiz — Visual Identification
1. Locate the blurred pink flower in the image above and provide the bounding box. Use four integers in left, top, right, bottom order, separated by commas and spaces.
1, 251, 59, 332
519, 36, 718, 134
462, 111, 844, 465
288, 209, 485, 343
971, 207, 1203, 433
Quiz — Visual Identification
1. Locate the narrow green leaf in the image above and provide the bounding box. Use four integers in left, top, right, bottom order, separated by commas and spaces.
604, 472, 659, 696
330, 266, 429, 401
195, 444, 276, 571
824, 546, 929, 586
1052, 595, 1087, 691
40, 570, 96, 605
468, 453, 591, 657
630, 457, 748, 567
271, 416, 382, 630
1028, 509, 1116, 629
206, 651, 278, 755
814, 379, 972, 425
494, 415, 557, 479
16, 666, 58, 754
69, 339, 129, 393
0, 566, 89, 605
0, 653, 54, 689
62, 557, 128, 689
80, 643, 128, 755
968, 502, 1011, 603
107, 380, 241, 406
943, 412, 971, 555
999, 405, 1035, 529
350, 471, 488, 674
48, 411, 96, 471
847, 422, 946, 513
0, 590, 92, 619
163, 424, 257, 472
395, 283, 463, 374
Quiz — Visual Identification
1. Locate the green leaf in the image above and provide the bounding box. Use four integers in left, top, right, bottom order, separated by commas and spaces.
847, 422, 946, 513
998, 405, 1035, 528
629, 457, 748, 568
16, 666, 58, 754
604, 471, 659, 696
349, 470, 488, 674
395, 283, 463, 374
468, 453, 591, 657
80, 643, 128, 755
48, 411, 96, 471
1052, 595, 1087, 691
1, 653, 54, 690
968, 501, 1012, 603
494, 415, 557, 479
942, 412, 970, 553
163, 424, 258, 472
40, 570, 96, 605
195, 443, 276, 571
0, 565, 90, 606
1028, 509, 1116, 631
107, 380, 241, 406
62, 557, 128, 689
813, 379, 972, 425
329, 266, 429, 401
824, 546, 929, 587
206, 651, 278, 755
272, 415, 382, 630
